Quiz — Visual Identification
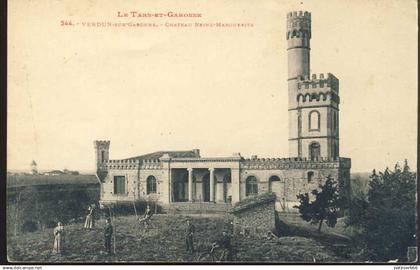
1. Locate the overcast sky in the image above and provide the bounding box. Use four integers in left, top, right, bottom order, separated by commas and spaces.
8, 0, 417, 173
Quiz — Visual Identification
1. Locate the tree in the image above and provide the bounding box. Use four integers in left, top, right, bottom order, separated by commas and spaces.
352, 161, 417, 261
294, 176, 340, 231
345, 190, 368, 228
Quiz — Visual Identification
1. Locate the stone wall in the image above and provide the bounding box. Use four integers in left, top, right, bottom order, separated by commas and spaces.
101, 168, 139, 202
239, 166, 342, 211
230, 193, 276, 236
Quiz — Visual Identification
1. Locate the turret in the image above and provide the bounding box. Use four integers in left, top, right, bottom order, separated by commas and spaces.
287, 11, 311, 80
94, 140, 110, 179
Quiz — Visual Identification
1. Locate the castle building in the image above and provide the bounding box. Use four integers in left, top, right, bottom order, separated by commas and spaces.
95, 11, 351, 212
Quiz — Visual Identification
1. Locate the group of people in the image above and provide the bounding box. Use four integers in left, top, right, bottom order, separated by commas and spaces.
52, 204, 114, 255
52, 204, 233, 260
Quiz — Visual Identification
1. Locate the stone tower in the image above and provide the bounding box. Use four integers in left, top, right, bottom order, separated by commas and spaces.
30, 160, 38, 175
94, 140, 110, 177
287, 11, 340, 160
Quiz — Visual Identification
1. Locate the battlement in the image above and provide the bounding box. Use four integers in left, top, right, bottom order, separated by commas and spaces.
240, 157, 350, 170
287, 11, 311, 19
297, 73, 339, 92
101, 158, 164, 170
287, 11, 311, 39
94, 140, 110, 147
243, 156, 341, 163
102, 159, 140, 170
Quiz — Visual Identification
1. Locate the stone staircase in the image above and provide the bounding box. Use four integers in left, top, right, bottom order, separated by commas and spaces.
162, 202, 232, 215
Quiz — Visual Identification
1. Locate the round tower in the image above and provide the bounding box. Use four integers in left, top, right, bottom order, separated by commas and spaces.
287, 11, 311, 81
287, 11, 311, 158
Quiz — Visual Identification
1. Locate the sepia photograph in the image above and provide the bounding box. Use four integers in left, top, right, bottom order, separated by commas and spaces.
6, 0, 418, 265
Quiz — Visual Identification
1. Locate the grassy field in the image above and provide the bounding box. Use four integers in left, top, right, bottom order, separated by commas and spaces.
8, 214, 352, 263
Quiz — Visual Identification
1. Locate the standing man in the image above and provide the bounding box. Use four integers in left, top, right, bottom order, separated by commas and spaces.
104, 218, 113, 254
185, 219, 195, 254
214, 230, 233, 261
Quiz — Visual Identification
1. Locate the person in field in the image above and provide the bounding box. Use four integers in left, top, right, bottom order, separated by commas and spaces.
104, 218, 113, 254
138, 205, 153, 229
52, 222, 65, 254
84, 205, 95, 229
213, 230, 233, 261
185, 219, 195, 253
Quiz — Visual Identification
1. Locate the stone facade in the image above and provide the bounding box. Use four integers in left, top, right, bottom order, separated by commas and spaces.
287, 11, 340, 160
94, 10, 352, 212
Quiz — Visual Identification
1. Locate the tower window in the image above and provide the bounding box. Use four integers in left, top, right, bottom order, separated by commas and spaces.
309, 110, 320, 131
246, 176, 258, 197
307, 171, 314, 183
147, 175, 157, 194
309, 142, 321, 160
114, 176, 126, 195
333, 112, 338, 130
101, 150, 105, 162
332, 142, 339, 159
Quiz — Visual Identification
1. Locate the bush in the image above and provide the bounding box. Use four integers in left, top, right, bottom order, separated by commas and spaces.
8, 184, 99, 234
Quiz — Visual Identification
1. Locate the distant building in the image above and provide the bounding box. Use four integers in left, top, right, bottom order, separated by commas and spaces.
30, 160, 38, 175
94, 11, 351, 212
44, 170, 65, 176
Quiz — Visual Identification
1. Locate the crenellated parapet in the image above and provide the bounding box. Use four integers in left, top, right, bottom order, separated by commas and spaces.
101, 159, 140, 170
295, 73, 340, 104
286, 11, 311, 40
140, 159, 163, 170
297, 73, 339, 91
240, 157, 350, 170
100, 158, 164, 170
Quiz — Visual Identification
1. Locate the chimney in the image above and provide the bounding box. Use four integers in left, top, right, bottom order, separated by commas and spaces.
192, 149, 200, 157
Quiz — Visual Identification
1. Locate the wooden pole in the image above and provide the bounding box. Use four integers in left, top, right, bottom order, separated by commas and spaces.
133, 201, 138, 219
109, 206, 116, 254
113, 208, 116, 254
154, 201, 157, 214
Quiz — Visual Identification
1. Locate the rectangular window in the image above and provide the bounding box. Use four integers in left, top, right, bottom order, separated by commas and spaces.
114, 176, 126, 195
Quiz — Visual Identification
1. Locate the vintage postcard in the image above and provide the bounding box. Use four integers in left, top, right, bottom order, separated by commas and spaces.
6, 0, 418, 264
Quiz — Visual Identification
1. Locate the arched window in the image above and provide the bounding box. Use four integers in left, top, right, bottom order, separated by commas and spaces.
309, 110, 320, 131
245, 176, 258, 197
147, 175, 157, 194
307, 171, 314, 183
309, 142, 321, 160
269, 175, 281, 182
101, 150, 105, 163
